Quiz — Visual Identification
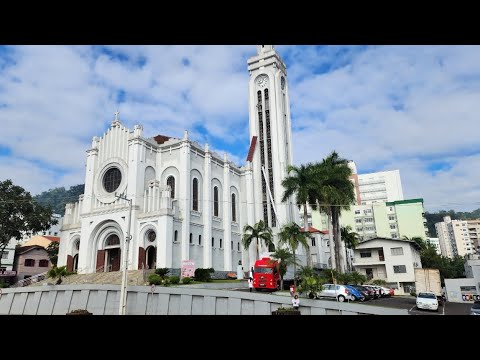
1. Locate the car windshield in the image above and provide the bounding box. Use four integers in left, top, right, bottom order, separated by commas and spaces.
418, 292, 436, 299
255, 267, 273, 274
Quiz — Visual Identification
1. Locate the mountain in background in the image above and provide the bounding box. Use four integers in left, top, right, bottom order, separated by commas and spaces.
425, 209, 480, 237
34, 184, 85, 216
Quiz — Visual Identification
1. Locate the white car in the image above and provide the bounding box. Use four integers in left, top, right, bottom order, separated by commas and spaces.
319, 284, 355, 302
416, 292, 439, 311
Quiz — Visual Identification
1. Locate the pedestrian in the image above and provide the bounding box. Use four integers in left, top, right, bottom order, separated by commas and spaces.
248, 276, 253, 292
292, 294, 300, 309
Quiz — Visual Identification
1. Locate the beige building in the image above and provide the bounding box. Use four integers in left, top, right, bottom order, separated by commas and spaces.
467, 219, 480, 254
14, 246, 53, 281
435, 216, 474, 258
352, 237, 422, 294
436, 221, 453, 258
357, 169, 404, 205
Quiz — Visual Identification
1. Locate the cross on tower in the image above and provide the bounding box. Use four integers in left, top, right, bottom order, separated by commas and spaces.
114, 110, 120, 121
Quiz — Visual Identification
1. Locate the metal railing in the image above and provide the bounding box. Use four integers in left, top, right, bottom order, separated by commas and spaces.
10, 271, 49, 288
312, 262, 328, 269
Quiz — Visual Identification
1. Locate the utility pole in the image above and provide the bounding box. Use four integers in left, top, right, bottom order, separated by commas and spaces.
116, 192, 133, 315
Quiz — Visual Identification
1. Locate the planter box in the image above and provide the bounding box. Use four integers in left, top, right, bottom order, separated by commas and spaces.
271, 309, 301, 315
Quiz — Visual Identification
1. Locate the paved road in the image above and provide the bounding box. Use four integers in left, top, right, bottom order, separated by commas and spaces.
232, 289, 472, 315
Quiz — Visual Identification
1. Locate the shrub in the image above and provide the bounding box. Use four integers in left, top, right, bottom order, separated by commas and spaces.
370, 279, 387, 286
169, 275, 180, 284
182, 277, 192, 284
410, 291, 417, 297
162, 278, 171, 287
67, 309, 92, 315
194, 268, 212, 282
155, 268, 170, 277
0, 280, 8, 288
148, 274, 163, 285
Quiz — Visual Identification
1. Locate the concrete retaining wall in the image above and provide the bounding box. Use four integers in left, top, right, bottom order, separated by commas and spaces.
0, 285, 408, 315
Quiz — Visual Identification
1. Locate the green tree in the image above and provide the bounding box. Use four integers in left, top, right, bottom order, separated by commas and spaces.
242, 220, 273, 260
403, 236, 427, 250
47, 265, 69, 285
341, 225, 360, 271
34, 184, 85, 215
0, 180, 57, 270
281, 163, 320, 267
46, 241, 60, 267
271, 247, 296, 291
278, 223, 309, 287
314, 151, 356, 274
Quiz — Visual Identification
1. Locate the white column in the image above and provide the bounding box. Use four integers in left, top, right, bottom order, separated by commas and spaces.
245, 162, 256, 269
180, 131, 191, 262
203, 144, 212, 268
82, 137, 99, 213
223, 153, 232, 271
157, 215, 173, 268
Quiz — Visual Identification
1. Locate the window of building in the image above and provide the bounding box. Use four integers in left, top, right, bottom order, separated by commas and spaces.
360, 251, 371, 258
355, 218, 362, 224
39, 259, 49, 267
54, 232, 58, 236
311, 237, 316, 246
231, 241, 233, 250
356, 227, 363, 232
237, 242, 240, 251
391, 247, 403, 256
192, 178, 199, 211
364, 217, 374, 223
189, 233, 193, 244
231, 193, 236, 222
147, 230, 156, 242
212, 237, 214, 247
388, 215, 395, 221
355, 210, 360, 215
198, 235, 202, 246
0, 251, 8, 259
103, 167, 122, 193
167, 176, 175, 199
365, 226, 376, 231
389, 207, 394, 211
393, 265, 406, 273
219, 239, 223, 248
213, 186, 219, 216
105, 234, 120, 246
25, 259, 35, 267
364, 209, 372, 214
174, 230, 178, 243
390, 224, 396, 229
391, 233, 398, 239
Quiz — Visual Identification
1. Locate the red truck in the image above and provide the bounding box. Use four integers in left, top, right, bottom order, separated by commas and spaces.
253, 257, 280, 291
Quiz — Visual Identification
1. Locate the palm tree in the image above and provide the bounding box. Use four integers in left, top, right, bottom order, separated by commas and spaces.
278, 222, 309, 287
341, 225, 360, 272
281, 163, 320, 267
47, 265, 69, 285
242, 220, 273, 260
402, 236, 427, 251
314, 151, 356, 274
271, 247, 296, 291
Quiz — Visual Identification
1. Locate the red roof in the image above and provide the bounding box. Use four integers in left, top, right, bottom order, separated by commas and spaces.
246, 136, 257, 162
44, 236, 60, 242
153, 135, 171, 145
301, 226, 328, 234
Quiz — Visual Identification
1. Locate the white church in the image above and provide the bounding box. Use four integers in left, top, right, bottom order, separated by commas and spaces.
58, 45, 330, 275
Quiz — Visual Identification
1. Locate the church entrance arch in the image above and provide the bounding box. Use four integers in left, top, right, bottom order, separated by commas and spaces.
146, 246, 156, 270
104, 234, 121, 272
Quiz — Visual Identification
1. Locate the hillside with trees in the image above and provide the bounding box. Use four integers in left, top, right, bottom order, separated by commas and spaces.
34, 184, 85, 215
425, 209, 480, 237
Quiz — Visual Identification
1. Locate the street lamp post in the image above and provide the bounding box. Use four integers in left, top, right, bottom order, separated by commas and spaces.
116, 192, 133, 315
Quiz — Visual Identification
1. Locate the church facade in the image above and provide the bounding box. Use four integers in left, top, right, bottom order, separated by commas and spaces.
58, 45, 324, 274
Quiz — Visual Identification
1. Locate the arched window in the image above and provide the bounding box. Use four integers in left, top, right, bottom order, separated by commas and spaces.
189, 233, 193, 244
198, 235, 202, 245
257, 90, 262, 103
264, 88, 269, 101
105, 234, 120, 247
144, 166, 156, 190
237, 242, 240, 251
174, 230, 178, 243
75, 240, 80, 251
219, 238, 222, 249
212, 237, 214, 247
231, 193, 236, 222
231, 241, 233, 251
192, 178, 198, 211
167, 176, 175, 199
213, 186, 219, 217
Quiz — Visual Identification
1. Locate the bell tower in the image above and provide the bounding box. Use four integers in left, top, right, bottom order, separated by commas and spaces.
246, 45, 297, 233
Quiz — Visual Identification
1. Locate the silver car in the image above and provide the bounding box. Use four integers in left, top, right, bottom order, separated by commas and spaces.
470, 301, 480, 315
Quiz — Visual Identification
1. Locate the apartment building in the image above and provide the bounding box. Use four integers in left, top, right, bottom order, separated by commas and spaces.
426, 237, 442, 255
357, 169, 404, 205
435, 216, 474, 258
467, 219, 480, 254
436, 221, 453, 258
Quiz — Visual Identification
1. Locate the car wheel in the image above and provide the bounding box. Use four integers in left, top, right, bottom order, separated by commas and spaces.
338, 295, 345, 302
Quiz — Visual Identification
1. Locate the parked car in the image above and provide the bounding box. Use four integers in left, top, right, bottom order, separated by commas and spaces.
416, 291, 439, 311
319, 284, 355, 302
379, 286, 393, 297
470, 301, 480, 315
345, 285, 366, 302
349, 285, 374, 301
363, 285, 380, 299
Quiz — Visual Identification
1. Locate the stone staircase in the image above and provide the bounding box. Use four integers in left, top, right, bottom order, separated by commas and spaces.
31, 270, 153, 287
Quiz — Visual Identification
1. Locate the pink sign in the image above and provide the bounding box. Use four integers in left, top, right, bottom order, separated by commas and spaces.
181, 260, 195, 278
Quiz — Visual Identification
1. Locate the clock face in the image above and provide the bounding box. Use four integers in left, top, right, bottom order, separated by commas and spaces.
256, 75, 268, 88
281, 76, 285, 90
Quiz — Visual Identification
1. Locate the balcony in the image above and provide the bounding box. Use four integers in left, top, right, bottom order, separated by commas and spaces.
312, 262, 328, 270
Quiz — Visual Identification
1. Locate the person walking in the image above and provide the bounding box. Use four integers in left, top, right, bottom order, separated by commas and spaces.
248, 276, 254, 292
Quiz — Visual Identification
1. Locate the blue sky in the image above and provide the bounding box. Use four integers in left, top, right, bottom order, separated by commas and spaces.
1, 45, 480, 211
